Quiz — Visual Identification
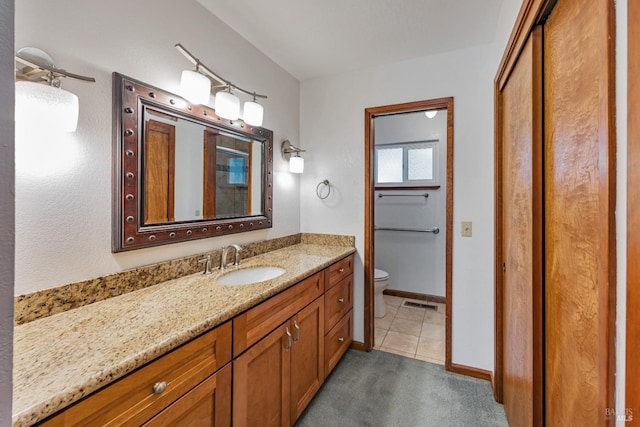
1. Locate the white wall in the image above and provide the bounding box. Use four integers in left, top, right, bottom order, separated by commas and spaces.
14, 0, 300, 295
616, 0, 628, 423
374, 111, 448, 297
0, 0, 15, 423
300, 43, 498, 370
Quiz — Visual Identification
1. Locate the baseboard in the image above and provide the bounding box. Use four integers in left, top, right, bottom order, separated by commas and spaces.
350, 340, 367, 351
449, 363, 492, 382
383, 289, 446, 304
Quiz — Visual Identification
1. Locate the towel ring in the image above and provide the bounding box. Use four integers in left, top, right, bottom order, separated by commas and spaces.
316, 179, 331, 200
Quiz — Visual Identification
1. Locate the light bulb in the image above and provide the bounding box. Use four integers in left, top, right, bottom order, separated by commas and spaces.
15, 81, 79, 132
180, 70, 211, 105
289, 156, 304, 173
243, 100, 264, 126
215, 91, 240, 120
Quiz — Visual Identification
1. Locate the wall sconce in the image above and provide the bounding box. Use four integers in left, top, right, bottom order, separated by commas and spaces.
281, 140, 305, 173
175, 43, 266, 126
15, 47, 95, 132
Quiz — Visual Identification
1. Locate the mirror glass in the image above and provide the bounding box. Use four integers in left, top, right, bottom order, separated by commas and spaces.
113, 73, 273, 252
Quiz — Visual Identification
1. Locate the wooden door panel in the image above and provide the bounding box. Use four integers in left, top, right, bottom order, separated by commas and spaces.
233, 324, 290, 427
501, 26, 543, 427
203, 129, 217, 219
144, 119, 175, 223
290, 297, 324, 421
544, 0, 615, 424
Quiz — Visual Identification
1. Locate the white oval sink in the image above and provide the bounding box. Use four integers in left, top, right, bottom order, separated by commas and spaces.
217, 266, 286, 286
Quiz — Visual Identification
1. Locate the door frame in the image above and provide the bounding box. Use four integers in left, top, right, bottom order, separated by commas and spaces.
627, 0, 639, 418
494, 0, 554, 403
364, 97, 454, 372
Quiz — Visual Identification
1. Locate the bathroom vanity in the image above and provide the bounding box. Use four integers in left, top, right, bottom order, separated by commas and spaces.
12, 244, 355, 426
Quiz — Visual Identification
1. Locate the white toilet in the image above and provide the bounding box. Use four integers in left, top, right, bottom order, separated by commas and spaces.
374, 268, 390, 318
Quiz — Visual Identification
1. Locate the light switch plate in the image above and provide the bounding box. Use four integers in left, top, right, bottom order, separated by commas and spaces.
461, 221, 472, 237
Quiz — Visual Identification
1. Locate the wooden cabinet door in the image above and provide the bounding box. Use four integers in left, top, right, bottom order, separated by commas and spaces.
499, 27, 543, 427
233, 324, 290, 427
290, 297, 324, 421
143, 364, 231, 427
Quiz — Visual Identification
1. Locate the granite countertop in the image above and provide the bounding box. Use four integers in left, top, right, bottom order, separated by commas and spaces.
12, 243, 356, 426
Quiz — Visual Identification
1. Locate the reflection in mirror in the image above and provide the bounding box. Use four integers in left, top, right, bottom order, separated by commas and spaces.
113, 73, 273, 252
142, 109, 264, 224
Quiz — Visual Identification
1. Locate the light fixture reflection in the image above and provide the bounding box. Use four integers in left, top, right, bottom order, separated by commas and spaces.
425, 110, 437, 119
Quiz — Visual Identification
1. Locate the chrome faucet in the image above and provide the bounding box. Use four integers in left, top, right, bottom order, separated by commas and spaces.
220, 244, 242, 270
197, 255, 214, 275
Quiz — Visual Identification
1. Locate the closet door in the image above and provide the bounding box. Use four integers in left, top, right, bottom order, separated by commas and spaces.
543, 0, 616, 424
499, 26, 543, 427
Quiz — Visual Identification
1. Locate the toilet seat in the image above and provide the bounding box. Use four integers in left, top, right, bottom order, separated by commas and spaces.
374, 268, 389, 281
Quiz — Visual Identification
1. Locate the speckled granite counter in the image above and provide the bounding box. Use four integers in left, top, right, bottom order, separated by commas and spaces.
12, 243, 356, 426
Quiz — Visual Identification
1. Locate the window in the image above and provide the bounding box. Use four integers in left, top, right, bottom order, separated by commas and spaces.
375, 141, 437, 186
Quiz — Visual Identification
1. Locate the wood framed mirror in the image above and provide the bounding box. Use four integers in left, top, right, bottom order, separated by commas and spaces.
112, 73, 273, 252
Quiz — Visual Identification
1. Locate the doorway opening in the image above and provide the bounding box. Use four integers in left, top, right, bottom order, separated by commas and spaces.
364, 97, 454, 371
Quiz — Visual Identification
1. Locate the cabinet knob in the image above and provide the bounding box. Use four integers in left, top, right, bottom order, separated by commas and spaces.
338, 298, 344, 303
338, 268, 345, 273
338, 337, 344, 343
153, 381, 168, 395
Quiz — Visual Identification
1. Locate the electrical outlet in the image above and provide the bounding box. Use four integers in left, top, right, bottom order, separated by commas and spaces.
461, 221, 472, 237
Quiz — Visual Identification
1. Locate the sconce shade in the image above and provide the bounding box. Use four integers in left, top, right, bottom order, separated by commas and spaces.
243, 100, 264, 126
215, 90, 240, 120
180, 70, 211, 105
15, 81, 79, 132
289, 156, 304, 174
425, 110, 437, 119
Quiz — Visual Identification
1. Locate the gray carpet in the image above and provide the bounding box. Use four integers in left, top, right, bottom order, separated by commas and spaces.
295, 350, 508, 427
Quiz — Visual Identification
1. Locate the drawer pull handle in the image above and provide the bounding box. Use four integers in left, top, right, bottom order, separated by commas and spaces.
338, 298, 345, 303
153, 381, 168, 395
285, 327, 293, 351
338, 268, 345, 273
293, 320, 300, 343
338, 337, 345, 343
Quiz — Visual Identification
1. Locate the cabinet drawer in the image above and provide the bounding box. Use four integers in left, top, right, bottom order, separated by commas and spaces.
325, 255, 354, 290
144, 363, 231, 427
233, 271, 324, 357
40, 322, 232, 427
324, 275, 353, 331
324, 309, 353, 376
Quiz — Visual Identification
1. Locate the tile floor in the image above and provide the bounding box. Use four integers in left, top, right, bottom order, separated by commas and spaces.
374, 295, 446, 364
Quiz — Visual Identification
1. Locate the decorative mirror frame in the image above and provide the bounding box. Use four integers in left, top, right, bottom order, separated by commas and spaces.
112, 73, 273, 252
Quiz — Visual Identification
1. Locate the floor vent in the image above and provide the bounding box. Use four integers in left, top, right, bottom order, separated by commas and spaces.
403, 300, 438, 310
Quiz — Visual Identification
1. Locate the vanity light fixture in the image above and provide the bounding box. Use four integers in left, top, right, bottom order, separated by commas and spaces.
243, 94, 264, 127
180, 64, 211, 105
281, 140, 305, 174
175, 43, 266, 126
14, 47, 95, 132
425, 110, 438, 119
215, 87, 240, 120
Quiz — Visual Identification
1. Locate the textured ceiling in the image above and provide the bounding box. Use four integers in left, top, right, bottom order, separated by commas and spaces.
197, 0, 504, 81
